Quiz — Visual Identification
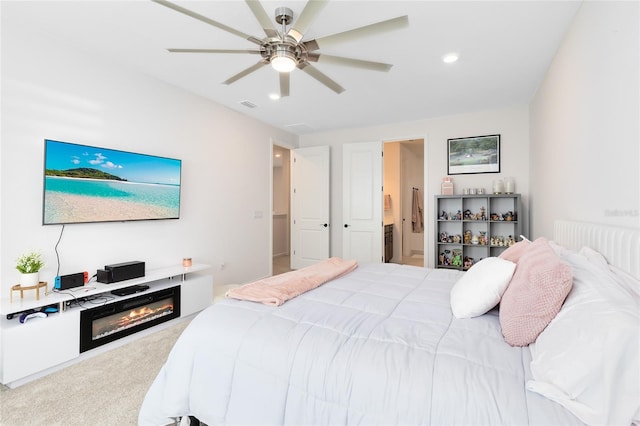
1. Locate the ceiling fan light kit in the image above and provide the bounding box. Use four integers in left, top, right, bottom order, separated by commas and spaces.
271, 46, 297, 73
153, 0, 409, 97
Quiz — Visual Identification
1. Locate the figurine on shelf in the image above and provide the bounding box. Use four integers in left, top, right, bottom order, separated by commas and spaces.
478, 231, 487, 246
443, 249, 452, 265
471, 234, 479, 245
464, 229, 472, 244
463, 256, 474, 269
453, 234, 462, 244
490, 213, 500, 221
456, 210, 462, 221
463, 209, 473, 220
504, 211, 513, 221
439, 210, 448, 220
452, 249, 462, 267
480, 206, 486, 221
440, 232, 448, 243
439, 253, 445, 265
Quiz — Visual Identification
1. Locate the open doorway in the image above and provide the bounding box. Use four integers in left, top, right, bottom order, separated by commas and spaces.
383, 139, 424, 266
272, 145, 292, 275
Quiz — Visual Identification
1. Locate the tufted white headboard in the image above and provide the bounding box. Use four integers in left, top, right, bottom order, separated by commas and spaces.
554, 220, 640, 280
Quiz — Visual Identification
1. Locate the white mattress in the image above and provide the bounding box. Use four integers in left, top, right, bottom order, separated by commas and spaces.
139, 263, 583, 425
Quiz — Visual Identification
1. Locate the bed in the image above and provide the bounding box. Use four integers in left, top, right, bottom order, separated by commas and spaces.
139, 221, 640, 425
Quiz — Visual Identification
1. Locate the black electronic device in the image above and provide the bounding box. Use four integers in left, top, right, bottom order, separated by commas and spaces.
110, 285, 149, 296
97, 261, 145, 284
43, 139, 182, 226
54, 272, 87, 290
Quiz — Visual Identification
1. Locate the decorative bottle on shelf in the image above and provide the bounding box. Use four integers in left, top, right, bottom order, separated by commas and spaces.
441, 177, 454, 195
504, 177, 515, 194
492, 179, 504, 194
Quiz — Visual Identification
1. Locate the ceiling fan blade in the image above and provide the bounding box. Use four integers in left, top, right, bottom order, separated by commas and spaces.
168, 48, 262, 54
152, 0, 263, 45
298, 62, 344, 94
308, 53, 392, 72
287, 0, 329, 43
304, 15, 409, 51
245, 1, 278, 38
279, 72, 290, 98
223, 61, 267, 85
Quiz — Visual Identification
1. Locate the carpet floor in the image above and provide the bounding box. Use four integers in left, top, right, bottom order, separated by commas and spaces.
0, 318, 190, 425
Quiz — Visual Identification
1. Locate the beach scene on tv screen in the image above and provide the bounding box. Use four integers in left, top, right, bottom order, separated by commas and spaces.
43, 140, 181, 224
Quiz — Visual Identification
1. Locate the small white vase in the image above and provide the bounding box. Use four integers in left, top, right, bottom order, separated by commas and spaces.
20, 272, 40, 287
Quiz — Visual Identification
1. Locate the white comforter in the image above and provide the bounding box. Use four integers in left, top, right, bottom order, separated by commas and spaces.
139, 263, 582, 425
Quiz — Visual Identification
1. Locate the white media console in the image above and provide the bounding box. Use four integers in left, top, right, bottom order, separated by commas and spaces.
0, 263, 213, 387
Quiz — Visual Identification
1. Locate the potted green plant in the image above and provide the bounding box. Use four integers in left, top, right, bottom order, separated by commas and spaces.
16, 250, 45, 287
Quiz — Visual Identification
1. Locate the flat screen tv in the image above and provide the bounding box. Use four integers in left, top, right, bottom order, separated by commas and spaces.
43, 139, 182, 225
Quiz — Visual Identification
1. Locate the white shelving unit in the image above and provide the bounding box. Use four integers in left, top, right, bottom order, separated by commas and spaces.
0, 263, 213, 387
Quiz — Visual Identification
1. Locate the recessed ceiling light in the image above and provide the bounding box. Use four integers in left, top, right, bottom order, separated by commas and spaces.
269, 93, 281, 100
443, 53, 459, 64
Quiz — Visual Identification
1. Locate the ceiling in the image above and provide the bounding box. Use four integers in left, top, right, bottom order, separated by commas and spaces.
3, 1, 582, 135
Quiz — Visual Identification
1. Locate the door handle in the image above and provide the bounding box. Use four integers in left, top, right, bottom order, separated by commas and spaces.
322, 223, 329, 227
344, 224, 350, 228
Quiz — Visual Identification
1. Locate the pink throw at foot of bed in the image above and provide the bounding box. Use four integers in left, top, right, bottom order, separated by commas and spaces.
225, 257, 358, 306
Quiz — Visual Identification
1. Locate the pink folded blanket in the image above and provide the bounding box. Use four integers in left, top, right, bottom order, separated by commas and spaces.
225, 257, 358, 306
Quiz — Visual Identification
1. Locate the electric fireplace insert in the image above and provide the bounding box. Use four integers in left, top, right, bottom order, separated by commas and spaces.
80, 286, 180, 353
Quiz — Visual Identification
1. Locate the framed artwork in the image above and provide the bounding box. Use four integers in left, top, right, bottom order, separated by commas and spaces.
447, 134, 500, 175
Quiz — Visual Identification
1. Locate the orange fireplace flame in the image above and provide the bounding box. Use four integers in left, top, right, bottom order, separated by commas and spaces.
116, 303, 174, 328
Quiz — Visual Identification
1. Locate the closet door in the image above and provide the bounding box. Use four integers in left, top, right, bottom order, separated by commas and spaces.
290, 146, 330, 269
342, 141, 383, 263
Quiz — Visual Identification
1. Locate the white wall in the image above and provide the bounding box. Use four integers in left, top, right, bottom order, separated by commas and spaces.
299, 106, 530, 267
0, 18, 297, 295
272, 150, 291, 215
530, 1, 639, 237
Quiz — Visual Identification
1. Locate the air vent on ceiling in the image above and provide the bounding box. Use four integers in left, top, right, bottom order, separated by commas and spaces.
239, 100, 258, 109
285, 123, 314, 133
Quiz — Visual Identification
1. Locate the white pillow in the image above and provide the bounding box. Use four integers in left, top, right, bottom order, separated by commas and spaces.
450, 257, 516, 318
527, 247, 640, 425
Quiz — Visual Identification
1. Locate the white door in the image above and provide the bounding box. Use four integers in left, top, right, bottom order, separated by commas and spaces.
290, 146, 330, 269
342, 141, 383, 263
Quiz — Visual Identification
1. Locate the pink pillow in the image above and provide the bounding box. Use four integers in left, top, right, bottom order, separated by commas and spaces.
499, 239, 532, 263
499, 237, 573, 346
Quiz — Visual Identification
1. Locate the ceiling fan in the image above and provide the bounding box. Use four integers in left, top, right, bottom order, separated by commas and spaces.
152, 0, 408, 97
